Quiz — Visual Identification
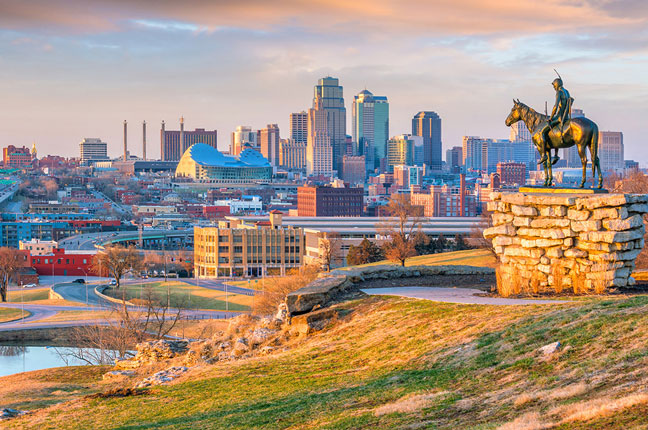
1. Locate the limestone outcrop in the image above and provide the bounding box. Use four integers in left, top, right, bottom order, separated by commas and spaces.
484, 192, 648, 294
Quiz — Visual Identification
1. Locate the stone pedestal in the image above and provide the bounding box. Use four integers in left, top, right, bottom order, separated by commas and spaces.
484, 192, 648, 295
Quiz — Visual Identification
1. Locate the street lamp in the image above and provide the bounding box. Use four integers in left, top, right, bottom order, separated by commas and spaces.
77, 267, 89, 306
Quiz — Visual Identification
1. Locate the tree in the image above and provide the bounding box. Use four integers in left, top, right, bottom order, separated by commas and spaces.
319, 232, 342, 272
92, 245, 142, 289
0, 248, 24, 302
347, 238, 385, 266
453, 234, 471, 251
379, 194, 426, 267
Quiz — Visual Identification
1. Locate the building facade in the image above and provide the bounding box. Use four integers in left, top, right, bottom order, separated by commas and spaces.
341, 155, 366, 186
598, 131, 624, 172
412, 111, 442, 170
496, 162, 526, 186
387, 135, 415, 171
231, 126, 259, 156
306, 103, 333, 176
297, 184, 364, 217
194, 212, 303, 278
410, 184, 477, 217
3, 145, 32, 168
446, 146, 463, 173
289, 112, 308, 145
79, 138, 108, 165
259, 124, 280, 167
161, 118, 218, 161
279, 139, 307, 169
352, 90, 389, 172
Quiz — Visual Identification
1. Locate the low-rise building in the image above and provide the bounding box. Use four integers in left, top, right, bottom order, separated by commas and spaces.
194, 211, 303, 278
19, 239, 58, 256
297, 183, 364, 217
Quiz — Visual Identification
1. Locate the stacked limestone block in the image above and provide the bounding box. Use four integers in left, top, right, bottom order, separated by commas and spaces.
484, 192, 648, 294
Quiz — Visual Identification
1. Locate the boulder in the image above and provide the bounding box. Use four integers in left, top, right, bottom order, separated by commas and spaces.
537, 342, 561, 356
290, 308, 339, 336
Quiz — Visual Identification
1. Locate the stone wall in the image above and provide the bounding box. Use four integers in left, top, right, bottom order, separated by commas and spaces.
484, 192, 648, 294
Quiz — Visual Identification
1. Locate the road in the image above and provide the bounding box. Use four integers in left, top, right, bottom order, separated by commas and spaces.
183, 279, 257, 296
361, 287, 570, 305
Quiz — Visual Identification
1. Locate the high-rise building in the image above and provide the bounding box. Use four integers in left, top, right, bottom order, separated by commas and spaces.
341, 155, 366, 185
352, 90, 389, 172
259, 124, 280, 167
79, 138, 109, 165
462, 136, 485, 172
307, 101, 333, 176
311, 77, 346, 174
509, 121, 536, 171
446, 146, 463, 173
412, 111, 442, 170
497, 162, 526, 186
160, 118, 218, 161
289, 112, 308, 145
393, 165, 423, 189
279, 139, 307, 169
462, 137, 515, 174
3, 145, 32, 168
387, 135, 416, 171
598, 131, 624, 172
231, 126, 258, 156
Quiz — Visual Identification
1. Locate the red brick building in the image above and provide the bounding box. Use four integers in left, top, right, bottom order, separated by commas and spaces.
28, 248, 98, 276
297, 184, 364, 217
3, 145, 32, 168
496, 162, 526, 186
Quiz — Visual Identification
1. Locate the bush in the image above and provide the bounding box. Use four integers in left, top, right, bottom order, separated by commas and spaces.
251, 266, 320, 316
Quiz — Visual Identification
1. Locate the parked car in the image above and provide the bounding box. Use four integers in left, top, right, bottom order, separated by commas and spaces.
23, 284, 37, 288
109, 279, 117, 286
72, 278, 85, 284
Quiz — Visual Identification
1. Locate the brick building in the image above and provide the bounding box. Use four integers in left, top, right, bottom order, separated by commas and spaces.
496, 162, 526, 186
28, 248, 98, 276
297, 184, 364, 217
3, 145, 32, 168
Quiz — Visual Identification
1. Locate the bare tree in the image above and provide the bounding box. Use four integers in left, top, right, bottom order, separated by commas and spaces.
379, 194, 426, 267
92, 245, 143, 288
252, 265, 320, 316
61, 285, 184, 365
0, 248, 25, 302
319, 232, 342, 272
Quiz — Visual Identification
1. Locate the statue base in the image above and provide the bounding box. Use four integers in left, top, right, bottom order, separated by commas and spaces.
519, 186, 609, 194
485, 191, 648, 296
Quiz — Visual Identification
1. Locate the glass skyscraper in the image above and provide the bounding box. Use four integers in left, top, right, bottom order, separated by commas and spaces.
412, 111, 442, 170
352, 90, 389, 173
310, 77, 346, 175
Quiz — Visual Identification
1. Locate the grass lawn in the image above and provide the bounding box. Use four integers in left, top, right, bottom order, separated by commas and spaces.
12, 292, 648, 429
0, 307, 29, 323
25, 310, 114, 324
7, 288, 81, 307
103, 281, 252, 311
341, 248, 497, 270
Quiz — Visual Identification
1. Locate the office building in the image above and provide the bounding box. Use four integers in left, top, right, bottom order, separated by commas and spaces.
289, 112, 308, 145
79, 138, 109, 165
497, 162, 526, 186
231, 126, 259, 156
279, 139, 307, 169
598, 131, 624, 172
509, 121, 537, 171
175, 143, 272, 183
446, 146, 463, 173
341, 155, 366, 185
194, 212, 304, 278
3, 145, 32, 168
387, 135, 416, 171
352, 89, 389, 172
306, 103, 334, 176
412, 111, 442, 170
259, 124, 280, 167
393, 165, 423, 189
310, 77, 346, 174
160, 118, 218, 161
410, 183, 477, 217
297, 184, 363, 217
563, 108, 585, 167
462, 136, 515, 174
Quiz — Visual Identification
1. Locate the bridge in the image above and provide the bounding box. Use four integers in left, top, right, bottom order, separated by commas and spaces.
58, 229, 194, 251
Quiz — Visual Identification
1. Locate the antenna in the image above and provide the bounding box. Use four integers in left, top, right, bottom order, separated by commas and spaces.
545, 101, 548, 116
553, 68, 562, 80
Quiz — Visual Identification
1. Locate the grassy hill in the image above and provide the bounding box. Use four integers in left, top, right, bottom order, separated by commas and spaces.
8, 288, 648, 429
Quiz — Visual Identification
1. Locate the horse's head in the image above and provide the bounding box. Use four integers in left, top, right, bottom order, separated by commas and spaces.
505, 99, 523, 127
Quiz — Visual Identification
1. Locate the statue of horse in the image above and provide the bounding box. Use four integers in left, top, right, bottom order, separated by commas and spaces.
505, 99, 603, 188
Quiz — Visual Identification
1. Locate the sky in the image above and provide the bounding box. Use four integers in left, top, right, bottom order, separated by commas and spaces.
1, 0, 647, 163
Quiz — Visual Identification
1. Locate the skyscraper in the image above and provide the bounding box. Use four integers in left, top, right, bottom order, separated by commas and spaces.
79, 138, 109, 165
289, 112, 308, 145
310, 77, 346, 174
259, 124, 280, 167
306, 103, 333, 176
231, 126, 258, 156
160, 118, 217, 161
446, 146, 463, 173
387, 135, 416, 171
352, 90, 389, 173
509, 121, 536, 172
412, 111, 442, 170
598, 131, 624, 172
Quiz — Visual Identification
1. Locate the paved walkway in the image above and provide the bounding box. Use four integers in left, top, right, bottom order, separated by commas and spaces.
361, 287, 570, 305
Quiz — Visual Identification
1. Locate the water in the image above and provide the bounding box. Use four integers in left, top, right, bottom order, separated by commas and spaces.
0, 345, 113, 377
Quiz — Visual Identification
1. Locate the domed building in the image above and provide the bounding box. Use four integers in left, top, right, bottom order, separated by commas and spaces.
175, 143, 272, 183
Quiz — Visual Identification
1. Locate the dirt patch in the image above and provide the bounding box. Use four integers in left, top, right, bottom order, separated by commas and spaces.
86, 387, 149, 399
357, 274, 496, 291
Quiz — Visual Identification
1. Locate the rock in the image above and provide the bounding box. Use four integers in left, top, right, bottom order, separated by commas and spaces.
103, 370, 135, 380
567, 209, 590, 221
290, 308, 339, 336
135, 366, 189, 388
249, 328, 276, 346
602, 215, 645, 231
0, 408, 28, 420
231, 338, 249, 357
285, 275, 350, 315
274, 302, 288, 323
538, 342, 561, 356
512, 205, 537, 217
259, 346, 275, 355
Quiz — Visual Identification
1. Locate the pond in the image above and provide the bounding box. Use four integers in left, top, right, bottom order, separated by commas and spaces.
0, 345, 116, 377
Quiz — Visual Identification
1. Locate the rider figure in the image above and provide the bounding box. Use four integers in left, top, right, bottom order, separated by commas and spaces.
539, 76, 572, 164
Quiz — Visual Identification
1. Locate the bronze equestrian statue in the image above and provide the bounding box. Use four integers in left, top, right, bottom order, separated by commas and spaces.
505, 74, 603, 189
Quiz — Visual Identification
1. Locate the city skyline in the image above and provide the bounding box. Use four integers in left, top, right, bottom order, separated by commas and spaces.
1, 1, 647, 163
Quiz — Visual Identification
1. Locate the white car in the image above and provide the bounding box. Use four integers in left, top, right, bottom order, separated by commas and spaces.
109, 279, 117, 286
23, 284, 37, 288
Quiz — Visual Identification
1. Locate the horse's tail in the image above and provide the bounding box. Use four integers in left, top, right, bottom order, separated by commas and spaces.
590, 121, 599, 179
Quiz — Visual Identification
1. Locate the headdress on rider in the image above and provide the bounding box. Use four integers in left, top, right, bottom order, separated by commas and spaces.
552, 69, 563, 88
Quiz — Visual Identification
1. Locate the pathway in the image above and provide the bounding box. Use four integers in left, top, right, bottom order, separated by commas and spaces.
361, 287, 570, 305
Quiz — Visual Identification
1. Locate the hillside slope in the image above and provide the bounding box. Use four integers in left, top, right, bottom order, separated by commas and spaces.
7, 292, 648, 429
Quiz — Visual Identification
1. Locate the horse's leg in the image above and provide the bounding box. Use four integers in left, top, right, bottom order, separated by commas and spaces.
547, 157, 553, 186
577, 143, 587, 188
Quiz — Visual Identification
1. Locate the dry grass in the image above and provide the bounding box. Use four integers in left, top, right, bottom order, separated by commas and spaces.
373, 391, 447, 416
497, 412, 551, 430
554, 394, 648, 424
